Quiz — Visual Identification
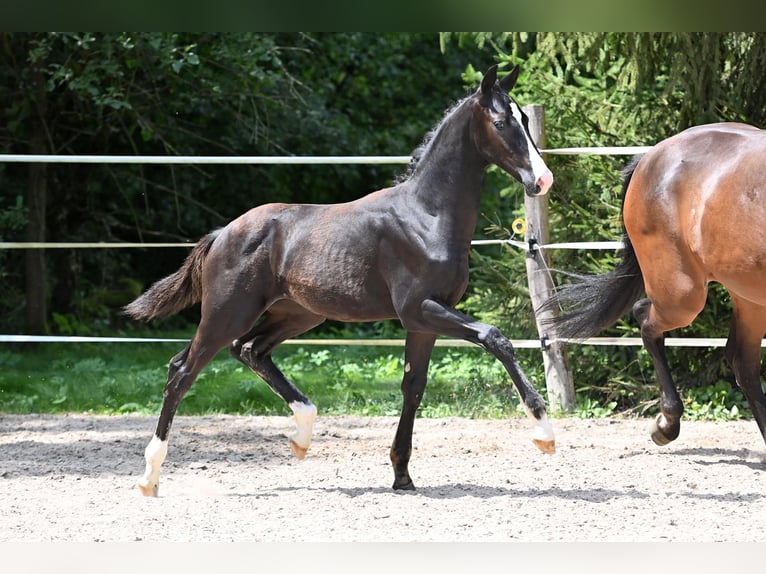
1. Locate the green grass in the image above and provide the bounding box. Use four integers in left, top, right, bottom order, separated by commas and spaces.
0, 331, 754, 422
0, 334, 539, 419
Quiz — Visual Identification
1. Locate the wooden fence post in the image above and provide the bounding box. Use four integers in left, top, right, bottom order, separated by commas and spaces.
522, 104, 575, 412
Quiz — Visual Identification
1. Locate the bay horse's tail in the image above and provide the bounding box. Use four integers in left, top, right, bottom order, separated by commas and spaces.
124, 229, 221, 322
541, 156, 646, 339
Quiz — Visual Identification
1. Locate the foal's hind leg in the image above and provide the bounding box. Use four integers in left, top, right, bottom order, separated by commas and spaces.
231, 302, 325, 459
139, 293, 267, 497
725, 295, 766, 446
139, 328, 243, 496
390, 331, 437, 490
404, 299, 555, 454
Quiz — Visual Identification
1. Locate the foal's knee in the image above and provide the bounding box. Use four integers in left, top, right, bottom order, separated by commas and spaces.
480, 325, 514, 356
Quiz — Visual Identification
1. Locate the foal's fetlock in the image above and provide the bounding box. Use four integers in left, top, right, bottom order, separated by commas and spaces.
289, 401, 317, 459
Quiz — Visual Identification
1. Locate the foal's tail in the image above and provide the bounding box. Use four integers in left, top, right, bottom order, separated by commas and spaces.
541, 156, 646, 339
124, 230, 221, 322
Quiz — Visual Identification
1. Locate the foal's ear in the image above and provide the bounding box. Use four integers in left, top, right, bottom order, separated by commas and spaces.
498, 65, 520, 93
479, 65, 498, 106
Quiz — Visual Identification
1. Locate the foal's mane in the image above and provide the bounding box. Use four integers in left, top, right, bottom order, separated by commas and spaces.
394, 90, 475, 184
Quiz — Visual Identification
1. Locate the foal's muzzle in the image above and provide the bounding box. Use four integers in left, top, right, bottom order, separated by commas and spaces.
526, 168, 554, 196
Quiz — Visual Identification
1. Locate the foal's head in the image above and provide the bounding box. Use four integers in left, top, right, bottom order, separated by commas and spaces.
471, 65, 553, 196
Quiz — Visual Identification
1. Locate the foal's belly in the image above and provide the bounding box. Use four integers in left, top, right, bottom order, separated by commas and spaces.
286, 284, 398, 323
279, 255, 398, 322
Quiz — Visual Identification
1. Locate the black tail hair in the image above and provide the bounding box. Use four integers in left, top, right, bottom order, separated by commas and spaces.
540, 156, 646, 339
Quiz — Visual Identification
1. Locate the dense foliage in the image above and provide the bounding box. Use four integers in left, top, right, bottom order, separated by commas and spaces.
2, 33, 765, 417
0, 32, 489, 333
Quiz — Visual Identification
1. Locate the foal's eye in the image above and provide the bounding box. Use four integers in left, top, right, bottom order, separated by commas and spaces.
493, 120, 505, 130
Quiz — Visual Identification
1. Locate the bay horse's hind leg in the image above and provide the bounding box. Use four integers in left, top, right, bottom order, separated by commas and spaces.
633, 298, 683, 445
633, 289, 706, 446
725, 295, 766, 446
231, 301, 326, 459
390, 331, 437, 490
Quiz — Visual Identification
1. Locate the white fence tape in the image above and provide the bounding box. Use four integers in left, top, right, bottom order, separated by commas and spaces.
0, 239, 626, 250
8, 146, 735, 350
1, 334, 758, 348
0, 146, 649, 165
0, 154, 412, 165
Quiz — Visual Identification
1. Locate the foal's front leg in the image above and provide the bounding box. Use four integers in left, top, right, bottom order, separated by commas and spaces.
390, 331, 437, 490
417, 298, 555, 454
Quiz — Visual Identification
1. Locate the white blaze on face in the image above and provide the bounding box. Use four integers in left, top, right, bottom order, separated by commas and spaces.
290, 401, 317, 451
509, 101, 554, 195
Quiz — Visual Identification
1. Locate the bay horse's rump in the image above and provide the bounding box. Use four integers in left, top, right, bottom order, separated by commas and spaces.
546, 121, 766, 450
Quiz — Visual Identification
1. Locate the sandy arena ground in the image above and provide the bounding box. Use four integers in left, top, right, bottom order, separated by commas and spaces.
1, 413, 765, 542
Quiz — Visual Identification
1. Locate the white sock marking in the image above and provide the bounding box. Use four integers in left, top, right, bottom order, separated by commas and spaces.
140, 434, 168, 491
289, 401, 317, 450
531, 413, 555, 443
522, 407, 555, 443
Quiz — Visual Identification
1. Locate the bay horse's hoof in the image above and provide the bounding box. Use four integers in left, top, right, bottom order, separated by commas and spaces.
138, 479, 159, 497
289, 439, 308, 460
649, 414, 680, 446
533, 438, 556, 454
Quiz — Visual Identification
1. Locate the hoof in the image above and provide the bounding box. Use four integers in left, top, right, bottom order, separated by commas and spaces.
533, 438, 556, 454
649, 414, 679, 446
289, 439, 308, 460
393, 479, 416, 491
138, 479, 159, 497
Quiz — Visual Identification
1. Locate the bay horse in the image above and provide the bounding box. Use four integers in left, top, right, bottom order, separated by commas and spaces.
545, 122, 766, 450
125, 65, 556, 496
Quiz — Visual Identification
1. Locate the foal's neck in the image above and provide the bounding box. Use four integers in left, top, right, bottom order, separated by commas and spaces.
410, 102, 487, 198
406, 102, 486, 229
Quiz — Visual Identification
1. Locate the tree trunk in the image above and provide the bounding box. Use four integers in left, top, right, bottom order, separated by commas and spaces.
24, 67, 49, 335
